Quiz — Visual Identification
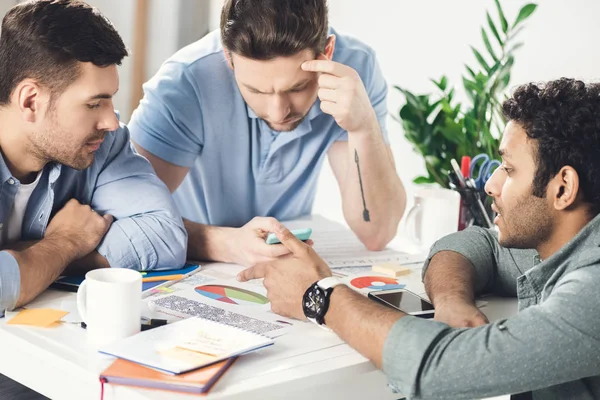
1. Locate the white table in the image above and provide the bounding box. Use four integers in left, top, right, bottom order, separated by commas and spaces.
0, 217, 517, 400
0, 263, 405, 400
0, 273, 516, 400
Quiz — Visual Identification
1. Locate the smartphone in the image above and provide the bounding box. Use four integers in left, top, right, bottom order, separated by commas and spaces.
368, 288, 435, 318
265, 228, 312, 244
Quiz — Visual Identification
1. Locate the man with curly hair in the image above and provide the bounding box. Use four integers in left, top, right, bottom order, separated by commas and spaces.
238, 78, 600, 399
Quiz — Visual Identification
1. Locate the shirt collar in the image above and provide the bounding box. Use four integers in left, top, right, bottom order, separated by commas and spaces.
0, 151, 13, 185
525, 212, 600, 289
0, 151, 62, 185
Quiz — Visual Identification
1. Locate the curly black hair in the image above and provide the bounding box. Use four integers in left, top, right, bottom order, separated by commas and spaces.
502, 78, 600, 213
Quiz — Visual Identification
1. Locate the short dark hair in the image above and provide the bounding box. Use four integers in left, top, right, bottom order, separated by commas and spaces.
502, 78, 600, 212
0, 0, 128, 106
220, 0, 328, 60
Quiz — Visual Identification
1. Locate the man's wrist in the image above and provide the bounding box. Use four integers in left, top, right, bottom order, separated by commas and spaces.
322, 284, 351, 326
430, 292, 475, 308
349, 113, 380, 137
47, 236, 85, 267
184, 219, 233, 263
206, 225, 235, 263
9, 236, 79, 268
42, 235, 80, 265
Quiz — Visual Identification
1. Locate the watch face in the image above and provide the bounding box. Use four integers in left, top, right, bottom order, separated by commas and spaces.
303, 284, 326, 319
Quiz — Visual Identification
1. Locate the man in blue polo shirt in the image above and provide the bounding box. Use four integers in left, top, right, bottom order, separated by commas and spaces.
130, 0, 406, 267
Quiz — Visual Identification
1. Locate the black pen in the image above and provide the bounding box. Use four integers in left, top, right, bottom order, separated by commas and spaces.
466, 178, 494, 228
49, 282, 79, 293
80, 318, 168, 331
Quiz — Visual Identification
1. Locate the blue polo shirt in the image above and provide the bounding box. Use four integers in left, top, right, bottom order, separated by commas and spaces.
129, 28, 388, 227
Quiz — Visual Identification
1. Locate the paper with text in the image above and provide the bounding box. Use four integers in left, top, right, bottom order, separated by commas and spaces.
309, 226, 426, 268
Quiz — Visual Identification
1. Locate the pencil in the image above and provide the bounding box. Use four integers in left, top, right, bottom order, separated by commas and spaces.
142, 274, 184, 283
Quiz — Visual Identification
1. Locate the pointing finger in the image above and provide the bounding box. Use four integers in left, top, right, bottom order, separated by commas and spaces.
237, 263, 268, 282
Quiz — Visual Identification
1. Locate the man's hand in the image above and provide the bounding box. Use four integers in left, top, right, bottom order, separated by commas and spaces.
302, 57, 378, 134
433, 297, 489, 328
45, 199, 113, 259
237, 225, 331, 319
223, 217, 301, 267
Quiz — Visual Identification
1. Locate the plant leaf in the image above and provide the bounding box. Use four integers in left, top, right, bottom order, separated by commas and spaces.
413, 176, 434, 185
395, 86, 423, 114
481, 28, 499, 62
494, 0, 509, 33
486, 12, 503, 46
463, 77, 479, 103
505, 26, 525, 43
499, 72, 511, 92
513, 4, 537, 28
506, 42, 524, 54
447, 88, 455, 103
465, 64, 477, 79
436, 118, 465, 144
488, 59, 502, 77
430, 76, 448, 91
471, 46, 491, 73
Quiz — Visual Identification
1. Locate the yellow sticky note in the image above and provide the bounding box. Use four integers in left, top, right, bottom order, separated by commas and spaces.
7, 308, 69, 327
372, 263, 411, 278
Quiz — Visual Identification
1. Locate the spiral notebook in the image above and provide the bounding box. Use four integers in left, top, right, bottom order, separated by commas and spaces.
99, 317, 273, 375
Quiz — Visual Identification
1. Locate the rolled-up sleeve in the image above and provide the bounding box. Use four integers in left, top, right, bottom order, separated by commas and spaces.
92, 124, 187, 271
383, 266, 600, 399
0, 251, 20, 313
422, 226, 537, 296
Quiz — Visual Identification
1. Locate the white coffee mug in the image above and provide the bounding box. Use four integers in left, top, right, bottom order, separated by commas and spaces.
405, 187, 461, 250
77, 268, 142, 348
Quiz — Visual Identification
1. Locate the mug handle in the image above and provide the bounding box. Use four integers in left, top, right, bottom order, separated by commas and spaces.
404, 202, 422, 247
76, 279, 88, 323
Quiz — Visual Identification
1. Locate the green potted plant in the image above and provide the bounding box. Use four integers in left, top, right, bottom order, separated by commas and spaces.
396, 0, 537, 187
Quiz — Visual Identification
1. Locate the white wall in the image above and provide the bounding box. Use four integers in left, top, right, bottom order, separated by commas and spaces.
0, 0, 16, 19
203, 1, 600, 224
85, 0, 209, 120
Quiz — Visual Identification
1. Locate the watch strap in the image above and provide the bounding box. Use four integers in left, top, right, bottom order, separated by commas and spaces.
317, 276, 342, 290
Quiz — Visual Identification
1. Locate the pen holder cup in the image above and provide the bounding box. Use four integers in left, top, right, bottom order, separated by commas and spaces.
449, 184, 495, 229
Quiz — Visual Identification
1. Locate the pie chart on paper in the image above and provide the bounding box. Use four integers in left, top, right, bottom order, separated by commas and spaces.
194, 284, 269, 306
350, 276, 405, 291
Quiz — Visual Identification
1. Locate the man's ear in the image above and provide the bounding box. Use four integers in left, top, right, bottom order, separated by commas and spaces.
223, 49, 234, 69
322, 34, 336, 60
14, 79, 43, 123
549, 166, 579, 211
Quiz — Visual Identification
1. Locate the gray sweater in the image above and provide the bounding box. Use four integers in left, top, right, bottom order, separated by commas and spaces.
382, 214, 600, 399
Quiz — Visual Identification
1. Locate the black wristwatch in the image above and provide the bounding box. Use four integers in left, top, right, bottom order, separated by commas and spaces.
302, 277, 342, 328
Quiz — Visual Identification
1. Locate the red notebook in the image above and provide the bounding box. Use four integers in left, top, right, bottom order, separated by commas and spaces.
100, 357, 237, 395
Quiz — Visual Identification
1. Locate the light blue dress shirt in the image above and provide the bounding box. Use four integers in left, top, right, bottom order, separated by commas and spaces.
129, 28, 389, 227
0, 123, 187, 313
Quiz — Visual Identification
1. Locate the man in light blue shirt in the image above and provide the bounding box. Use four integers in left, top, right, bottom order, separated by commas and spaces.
131, 0, 406, 267
0, 0, 187, 315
